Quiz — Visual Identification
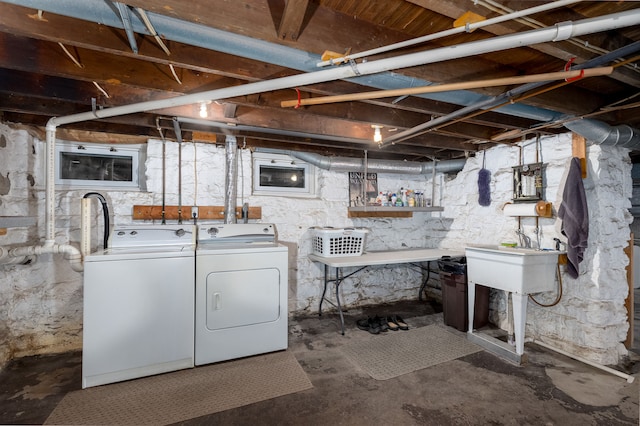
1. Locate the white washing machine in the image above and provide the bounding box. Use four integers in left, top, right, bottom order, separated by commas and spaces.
195, 223, 288, 366
82, 224, 196, 388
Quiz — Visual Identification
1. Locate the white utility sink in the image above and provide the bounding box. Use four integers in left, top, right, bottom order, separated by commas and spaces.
464, 244, 563, 361
465, 245, 560, 294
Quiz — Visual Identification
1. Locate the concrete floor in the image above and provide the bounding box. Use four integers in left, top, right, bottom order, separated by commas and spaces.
1, 297, 639, 426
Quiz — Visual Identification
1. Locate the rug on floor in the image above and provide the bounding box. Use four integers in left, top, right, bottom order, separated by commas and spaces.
341, 324, 482, 380
45, 350, 312, 425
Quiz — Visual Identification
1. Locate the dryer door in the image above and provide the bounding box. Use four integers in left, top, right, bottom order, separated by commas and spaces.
195, 247, 288, 366
206, 267, 280, 330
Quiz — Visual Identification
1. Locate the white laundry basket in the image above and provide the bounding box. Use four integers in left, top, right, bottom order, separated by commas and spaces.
311, 227, 368, 257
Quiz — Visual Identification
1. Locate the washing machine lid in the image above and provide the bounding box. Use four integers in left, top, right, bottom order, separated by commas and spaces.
197, 223, 276, 246
109, 224, 196, 249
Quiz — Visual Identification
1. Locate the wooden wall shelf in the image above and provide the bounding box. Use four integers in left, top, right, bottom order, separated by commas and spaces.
347, 206, 444, 218
132, 205, 262, 221
0, 216, 37, 235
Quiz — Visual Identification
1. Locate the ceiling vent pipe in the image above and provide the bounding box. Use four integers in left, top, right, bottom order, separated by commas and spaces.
285, 151, 466, 175
564, 119, 640, 149
224, 135, 238, 224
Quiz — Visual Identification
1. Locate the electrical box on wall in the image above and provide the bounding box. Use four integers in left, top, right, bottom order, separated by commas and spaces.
512, 162, 545, 203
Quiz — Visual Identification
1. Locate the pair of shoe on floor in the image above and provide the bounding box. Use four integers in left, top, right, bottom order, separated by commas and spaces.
356, 315, 409, 334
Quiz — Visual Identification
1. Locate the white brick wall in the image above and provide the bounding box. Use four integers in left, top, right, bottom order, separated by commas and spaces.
0, 122, 634, 367
439, 134, 633, 365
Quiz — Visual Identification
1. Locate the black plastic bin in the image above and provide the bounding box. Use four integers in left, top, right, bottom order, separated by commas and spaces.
438, 256, 489, 332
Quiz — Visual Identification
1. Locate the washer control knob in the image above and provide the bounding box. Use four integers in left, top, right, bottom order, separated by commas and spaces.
208, 227, 219, 236
130, 231, 138, 235
175, 228, 186, 237
117, 231, 125, 236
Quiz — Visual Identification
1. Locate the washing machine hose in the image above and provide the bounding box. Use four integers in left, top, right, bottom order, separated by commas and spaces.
83, 192, 110, 249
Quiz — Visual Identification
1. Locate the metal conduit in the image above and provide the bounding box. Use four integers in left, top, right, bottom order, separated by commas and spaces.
224, 136, 238, 224
564, 120, 640, 149
286, 151, 466, 175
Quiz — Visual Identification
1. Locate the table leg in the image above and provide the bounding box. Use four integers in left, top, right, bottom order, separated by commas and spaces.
317, 265, 365, 335
335, 268, 345, 335
418, 261, 430, 301
319, 264, 329, 317
512, 292, 527, 355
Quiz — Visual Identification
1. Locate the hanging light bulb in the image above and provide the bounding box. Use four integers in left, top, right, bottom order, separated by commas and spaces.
199, 102, 208, 118
372, 125, 382, 143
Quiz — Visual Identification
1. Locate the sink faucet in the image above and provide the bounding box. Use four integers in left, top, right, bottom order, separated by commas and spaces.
516, 229, 532, 248
553, 238, 566, 251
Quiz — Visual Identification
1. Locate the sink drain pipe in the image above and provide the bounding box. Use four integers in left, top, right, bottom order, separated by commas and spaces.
525, 337, 635, 383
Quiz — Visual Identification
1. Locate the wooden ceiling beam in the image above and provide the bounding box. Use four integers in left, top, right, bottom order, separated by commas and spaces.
0, 3, 291, 82
0, 64, 490, 148
0, 6, 602, 121
277, 0, 311, 41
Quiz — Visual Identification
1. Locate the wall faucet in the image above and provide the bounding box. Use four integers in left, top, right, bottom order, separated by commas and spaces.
553, 238, 567, 251
516, 229, 532, 248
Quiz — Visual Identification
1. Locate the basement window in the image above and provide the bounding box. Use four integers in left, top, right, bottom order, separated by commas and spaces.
54, 141, 146, 190
252, 151, 316, 197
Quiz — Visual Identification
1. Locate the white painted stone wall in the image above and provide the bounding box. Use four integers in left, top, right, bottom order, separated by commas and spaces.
438, 134, 633, 365
0, 121, 634, 368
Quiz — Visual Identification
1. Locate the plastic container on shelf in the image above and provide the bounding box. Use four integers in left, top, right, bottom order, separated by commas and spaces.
311, 227, 368, 257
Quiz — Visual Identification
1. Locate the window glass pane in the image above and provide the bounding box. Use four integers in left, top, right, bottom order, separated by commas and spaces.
60, 152, 133, 182
259, 165, 305, 188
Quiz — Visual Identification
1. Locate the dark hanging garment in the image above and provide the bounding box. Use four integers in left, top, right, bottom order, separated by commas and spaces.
558, 157, 589, 279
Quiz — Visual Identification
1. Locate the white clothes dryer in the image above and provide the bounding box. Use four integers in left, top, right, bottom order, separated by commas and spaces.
195, 223, 288, 366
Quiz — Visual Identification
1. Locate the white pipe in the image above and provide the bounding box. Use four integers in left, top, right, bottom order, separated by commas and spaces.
527, 338, 635, 383
8, 244, 83, 272
45, 9, 640, 130
81, 198, 92, 257
224, 135, 238, 224
316, 0, 583, 67
0, 247, 35, 265
45, 126, 56, 244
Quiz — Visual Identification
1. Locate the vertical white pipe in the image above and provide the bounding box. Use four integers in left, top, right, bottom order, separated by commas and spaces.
45, 125, 57, 245
81, 198, 92, 256
224, 135, 238, 224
